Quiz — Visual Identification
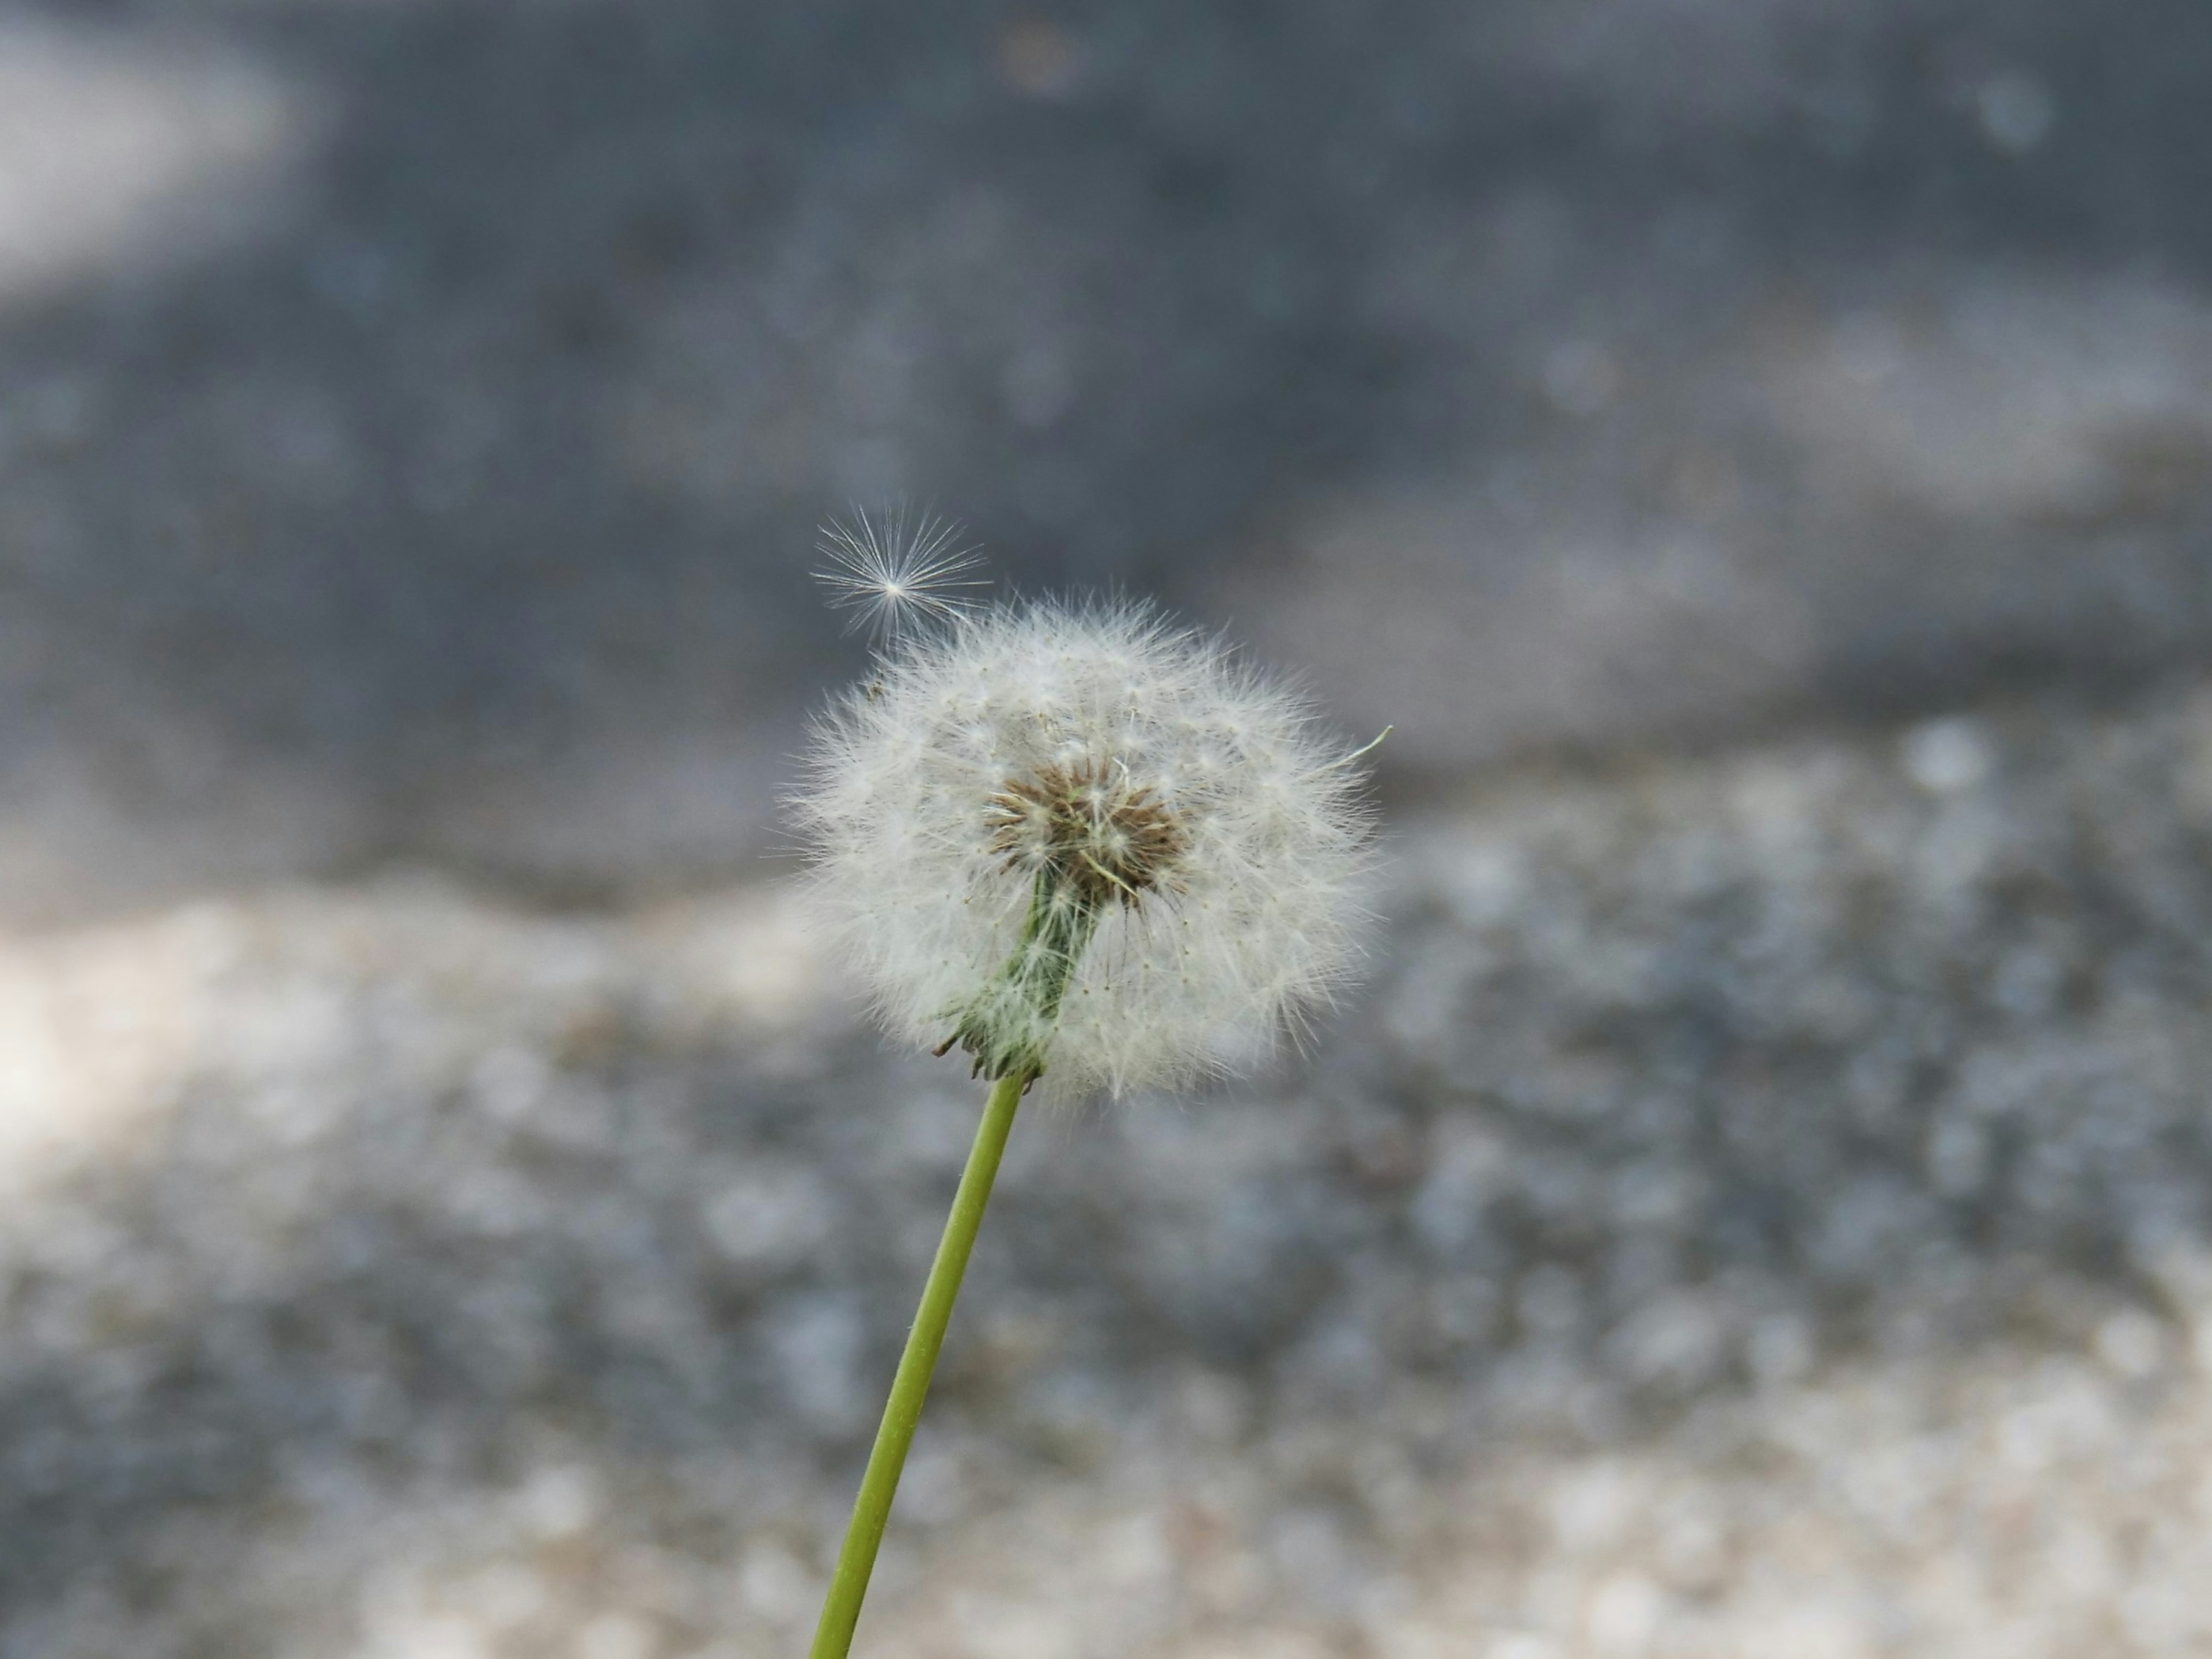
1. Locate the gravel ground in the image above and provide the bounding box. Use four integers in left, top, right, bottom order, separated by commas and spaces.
6, 677, 2212, 1657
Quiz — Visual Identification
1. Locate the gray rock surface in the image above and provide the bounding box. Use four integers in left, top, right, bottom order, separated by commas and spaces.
6, 0, 2212, 1653
1, 0, 2211, 912
6, 679, 2212, 1656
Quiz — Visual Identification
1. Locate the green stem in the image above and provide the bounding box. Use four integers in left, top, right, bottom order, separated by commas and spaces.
939, 870, 1101, 1081
807, 1071, 1028, 1659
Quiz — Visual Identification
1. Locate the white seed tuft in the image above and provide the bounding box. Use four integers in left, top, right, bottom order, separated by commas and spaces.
794, 597, 1377, 1097
812, 509, 986, 642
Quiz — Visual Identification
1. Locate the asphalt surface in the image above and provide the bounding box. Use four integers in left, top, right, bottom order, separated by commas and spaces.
1, 0, 2210, 912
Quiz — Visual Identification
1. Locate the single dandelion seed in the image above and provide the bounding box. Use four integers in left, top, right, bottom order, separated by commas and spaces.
812, 507, 987, 642
791, 589, 1380, 1659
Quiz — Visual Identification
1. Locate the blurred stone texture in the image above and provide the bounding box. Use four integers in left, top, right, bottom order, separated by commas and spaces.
9, 688, 2212, 1656
0, 0, 2209, 911
4, 0, 2212, 1654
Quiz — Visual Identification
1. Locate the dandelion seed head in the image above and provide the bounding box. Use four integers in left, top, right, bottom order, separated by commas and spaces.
813, 509, 987, 641
795, 597, 1377, 1097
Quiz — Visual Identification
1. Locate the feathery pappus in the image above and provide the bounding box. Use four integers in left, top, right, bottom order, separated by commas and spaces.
812, 509, 986, 642
796, 596, 1377, 1096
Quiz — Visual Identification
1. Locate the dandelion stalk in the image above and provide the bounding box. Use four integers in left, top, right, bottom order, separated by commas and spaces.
793, 552, 1378, 1656
808, 1069, 1028, 1659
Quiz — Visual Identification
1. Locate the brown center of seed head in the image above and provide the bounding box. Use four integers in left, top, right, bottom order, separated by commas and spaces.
985, 757, 1185, 906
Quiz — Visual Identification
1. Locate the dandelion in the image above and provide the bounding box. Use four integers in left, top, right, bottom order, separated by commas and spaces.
812, 508, 986, 642
792, 584, 1378, 1659
800, 599, 1376, 1096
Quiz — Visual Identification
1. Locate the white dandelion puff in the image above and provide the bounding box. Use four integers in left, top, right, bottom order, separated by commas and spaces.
812, 508, 987, 641
791, 584, 1384, 1658
795, 596, 1377, 1097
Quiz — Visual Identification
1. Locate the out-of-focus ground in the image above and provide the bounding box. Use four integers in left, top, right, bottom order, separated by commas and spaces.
14, 693, 2212, 1659
5, 0, 2212, 1654
6, 0, 2212, 915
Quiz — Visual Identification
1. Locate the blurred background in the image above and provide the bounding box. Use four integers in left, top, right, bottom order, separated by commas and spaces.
5, 1, 2212, 1654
